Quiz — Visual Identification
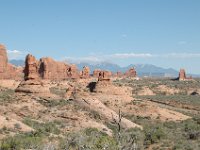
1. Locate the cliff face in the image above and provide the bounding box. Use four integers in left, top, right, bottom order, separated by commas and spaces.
24, 54, 80, 81
0, 44, 23, 80
0, 44, 8, 74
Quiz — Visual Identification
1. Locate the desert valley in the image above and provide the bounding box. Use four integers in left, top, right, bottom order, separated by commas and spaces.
0, 43, 199, 149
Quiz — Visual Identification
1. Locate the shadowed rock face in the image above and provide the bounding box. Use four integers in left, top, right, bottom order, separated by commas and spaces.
39, 57, 70, 80
125, 67, 137, 78
0, 44, 23, 80
66, 64, 80, 79
24, 54, 39, 80
24, 54, 80, 81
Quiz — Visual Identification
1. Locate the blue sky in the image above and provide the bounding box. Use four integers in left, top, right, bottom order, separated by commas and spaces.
0, 0, 200, 74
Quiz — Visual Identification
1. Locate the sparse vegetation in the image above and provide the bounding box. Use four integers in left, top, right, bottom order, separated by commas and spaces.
135, 95, 200, 111
50, 87, 67, 97
0, 78, 200, 149
59, 128, 118, 150
0, 89, 15, 104
38, 98, 71, 108
23, 118, 61, 135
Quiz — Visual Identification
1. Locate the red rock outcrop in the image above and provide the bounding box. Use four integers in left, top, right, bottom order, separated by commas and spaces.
178, 69, 192, 81
24, 54, 39, 80
66, 64, 80, 79
179, 69, 186, 81
15, 80, 50, 93
0, 44, 23, 80
0, 44, 8, 73
178, 69, 193, 81
17, 54, 80, 94
80, 66, 90, 79
24, 54, 80, 81
93, 69, 101, 78
98, 71, 112, 82
125, 67, 137, 78
114, 71, 123, 78
39, 57, 70, 80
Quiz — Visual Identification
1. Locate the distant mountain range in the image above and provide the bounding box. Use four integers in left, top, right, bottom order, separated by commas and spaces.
75, 62, 179, 77
10, 59, 199, 77
10, 59, 24, 67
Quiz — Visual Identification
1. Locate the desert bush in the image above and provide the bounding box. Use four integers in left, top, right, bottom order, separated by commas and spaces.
120, 128, 144, 150
0, 118, 62, 149
89, 110, 102, 121
38, 99, 71, 108
23, 118, 61, 135
59, 128, 118, 150
144, 126, 165, 146
183, 119, 200, 140
0, 89, 15, 104
49, 87, 67, 97
14, 123, 22, 130
0, 132, 43, 150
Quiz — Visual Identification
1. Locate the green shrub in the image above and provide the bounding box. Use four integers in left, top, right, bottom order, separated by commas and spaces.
38, 99, 70, 107
0, 133, 43, 150
0, 89, 15, 104
59, 128, 118, 150
144, 126, 165, 146
23, 118, 61, 135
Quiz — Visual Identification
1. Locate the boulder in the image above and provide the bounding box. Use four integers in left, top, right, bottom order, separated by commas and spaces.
64, 84, 75, 99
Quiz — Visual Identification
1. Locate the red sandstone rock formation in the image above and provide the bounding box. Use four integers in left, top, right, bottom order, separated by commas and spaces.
0, 45, 8, 74
39, 57, 69, 80
80, 66, 90, 79
17, 54, 80, 94
15, 80, 50, 93
179, 69, 186, 81
116, 71, 123, 78
0, 44, 23, 80
66, 64, 80, 79
125, 67, 137, 78
93, 69, 112, 81
24, 54, 39, 80
178, 69, 193, 81
24, 54, 80, 81
93, 69, 101, 78
98, 71, 112, 81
